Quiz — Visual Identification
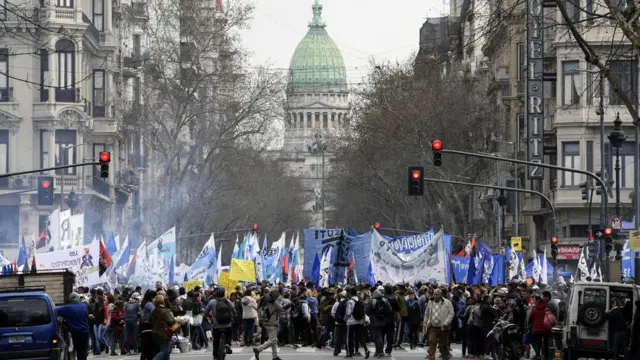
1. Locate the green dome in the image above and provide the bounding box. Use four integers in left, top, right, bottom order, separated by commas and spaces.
287, 0, 347, 94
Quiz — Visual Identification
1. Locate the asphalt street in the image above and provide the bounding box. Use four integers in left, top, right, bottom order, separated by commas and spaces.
88, 344, 464, 360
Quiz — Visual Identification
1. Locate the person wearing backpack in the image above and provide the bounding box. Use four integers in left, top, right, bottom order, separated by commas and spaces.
206, 287, 236, 360
332, 291, 348, 356
345, 287, 370, 359
366, 288, 391, 357
253, 289, 283, 360
123, 292, 141, 355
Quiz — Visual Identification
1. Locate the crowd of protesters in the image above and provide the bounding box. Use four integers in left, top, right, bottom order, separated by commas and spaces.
52, 278, 640, 360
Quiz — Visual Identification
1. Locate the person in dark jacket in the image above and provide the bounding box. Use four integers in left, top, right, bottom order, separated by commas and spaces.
631, 299, 640, 359
407, 291, 422, 349
383, 285, 399, 356
607, 299, 629, 359
150, 295, 177, 360
367, 289, 392, 356
57, 292, 90, 360
124, 292, 141, 355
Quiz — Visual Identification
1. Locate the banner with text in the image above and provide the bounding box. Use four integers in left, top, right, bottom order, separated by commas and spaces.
35, 240, 100, 287
370, 229, 447, 284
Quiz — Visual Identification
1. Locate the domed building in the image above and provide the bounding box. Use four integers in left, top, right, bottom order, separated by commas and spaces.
281, 0, 350, 228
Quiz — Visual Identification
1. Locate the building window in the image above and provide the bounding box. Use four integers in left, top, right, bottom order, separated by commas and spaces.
565, 0, 580, 23
605, 141, 636, 188
93, 70, 105, 116
40, 49, 49, 101
57, 0, 73, 7
562, 61, 581, 105
40, 130, 50, 172
93, 0, 103, 31
55, 40, 76, 102
586, 71, 602, 105
569, 225, 590, 238
307, 113, 312, 129
0, 49, 8, 102
55, 130, 77, 175
609, 59, 637, 105
562, 142, 581, 186
323, 113, 328, 129
0, 130, 7, 187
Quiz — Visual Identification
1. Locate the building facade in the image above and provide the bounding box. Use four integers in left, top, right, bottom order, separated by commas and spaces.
0, 0, 149, 258
418, 0, 635, 271
280, 0, 350, 229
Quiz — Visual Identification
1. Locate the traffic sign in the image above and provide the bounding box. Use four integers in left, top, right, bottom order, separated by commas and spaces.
611, 216, 622, 230
510, 237, 522, 251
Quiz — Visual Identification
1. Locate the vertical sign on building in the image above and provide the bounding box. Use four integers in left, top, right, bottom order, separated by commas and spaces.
527, 0, 544, 179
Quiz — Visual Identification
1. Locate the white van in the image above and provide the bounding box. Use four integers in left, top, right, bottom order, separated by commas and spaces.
562, 282, 638, 360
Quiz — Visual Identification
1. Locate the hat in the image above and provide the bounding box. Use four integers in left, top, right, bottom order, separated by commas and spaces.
340, 291, 347, 297
131, 292, 141, 300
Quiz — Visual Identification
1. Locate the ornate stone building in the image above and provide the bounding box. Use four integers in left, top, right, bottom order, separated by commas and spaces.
280, 0, 350, 228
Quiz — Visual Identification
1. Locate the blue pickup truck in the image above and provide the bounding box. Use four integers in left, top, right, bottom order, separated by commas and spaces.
0, 270, 76, 360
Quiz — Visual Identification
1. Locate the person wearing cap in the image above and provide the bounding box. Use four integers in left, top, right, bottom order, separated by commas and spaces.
124, 292, 141, 355
56, 292, 90, 360
423, 288, 454, 360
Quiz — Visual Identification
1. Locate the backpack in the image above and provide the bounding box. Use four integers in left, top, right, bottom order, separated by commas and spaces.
335, 300, 347, 324
374, 298, 391, 319
260, 301, 272, 321
543, 308, 557, 330
192, 300, 203, 316
352, 300, 365, 320
215, 299, 233, 325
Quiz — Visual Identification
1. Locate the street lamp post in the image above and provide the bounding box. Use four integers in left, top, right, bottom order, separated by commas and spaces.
308, 133, 327, 228
608, 113, 627, 217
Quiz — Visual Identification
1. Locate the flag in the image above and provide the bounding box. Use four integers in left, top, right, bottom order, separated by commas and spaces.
35, 229, 48, 250
17, 238, 27, 271
183, 272, 188, 282
311, 253, 321, 285
231, 236, 240, 259
216, 244, 222, 283
114, 236, 130, 269
168, 255, 175, 285
99, 237, 113, 276
188, 234, 216, 282
541, 250, 548, 284
31, 257, 37, 273
127, 250, 137, 277
255, 242, 265, 283
319, 246, 332, 288
106, 233, 118, 257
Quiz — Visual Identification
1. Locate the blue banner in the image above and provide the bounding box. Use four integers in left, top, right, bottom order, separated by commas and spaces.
450, 256, 469, 282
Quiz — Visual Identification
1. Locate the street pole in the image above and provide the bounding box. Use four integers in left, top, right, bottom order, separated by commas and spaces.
424, 177, 558, 282
60, 149, 64, 209
439, 148, 610, 217
496, 160, 501, 247
599, 74, 606, 228
321, 142, 325, 228
636, 58, 640, 283
513, 142, 519, 236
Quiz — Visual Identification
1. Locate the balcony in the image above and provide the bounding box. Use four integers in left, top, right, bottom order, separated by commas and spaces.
131, 2, 148, 19
39, 6, 81, 23
82, 13, 100, 45
0, 175, 36, 191
99, 31, 116, 47
55, 88, 81, 103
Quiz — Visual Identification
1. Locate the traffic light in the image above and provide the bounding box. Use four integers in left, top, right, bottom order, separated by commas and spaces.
594, 169, 614, 197
37, 176, 54, 206
579, 181, 590, 201
550, 236, 558, 258
252, 224, 259, 232
373, 222, 381, 230
408, 166, 424, 196
99, 151, 110, 178
432, 140, 443, 166
602, 227, 614, 253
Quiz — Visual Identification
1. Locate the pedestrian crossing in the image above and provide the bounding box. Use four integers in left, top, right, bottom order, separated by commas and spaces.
184, 345, 463, 355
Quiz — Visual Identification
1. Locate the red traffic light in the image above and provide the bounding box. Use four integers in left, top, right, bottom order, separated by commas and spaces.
99, 151, 111, 163
432, 140, 443, 151
411, 170, 421, 179
252, 224, 259, 231
373, 222, 381, 230
604, 227, 613, 236
551, 236, 557, 244
41, 180, 50, 189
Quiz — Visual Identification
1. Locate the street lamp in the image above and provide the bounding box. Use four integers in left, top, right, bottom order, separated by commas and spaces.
60, 144, 86, 209
492, 138, 519, 236
608, 113, 627, 217
307, 133, 328, 228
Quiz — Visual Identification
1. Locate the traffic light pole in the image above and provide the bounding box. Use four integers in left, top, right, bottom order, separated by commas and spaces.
0, 162, 100, 179
424, 177, 559, 283
440, 149, 610, 226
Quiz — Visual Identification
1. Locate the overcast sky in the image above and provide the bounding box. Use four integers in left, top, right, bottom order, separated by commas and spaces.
241, 0, 446, 85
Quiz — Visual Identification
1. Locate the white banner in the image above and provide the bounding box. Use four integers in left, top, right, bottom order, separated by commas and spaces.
61, 213, 84, 249
370, 229, 447, 284
35, 241, 100, 287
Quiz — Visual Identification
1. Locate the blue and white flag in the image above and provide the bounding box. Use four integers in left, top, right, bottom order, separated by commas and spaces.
188, 234, 216, 282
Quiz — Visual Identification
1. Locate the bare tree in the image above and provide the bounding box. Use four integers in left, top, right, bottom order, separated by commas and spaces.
330, 60, 504, 245
129, 0, 299, 248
